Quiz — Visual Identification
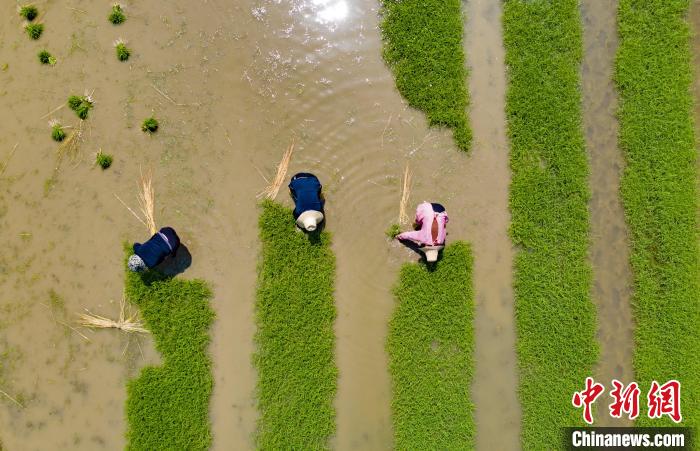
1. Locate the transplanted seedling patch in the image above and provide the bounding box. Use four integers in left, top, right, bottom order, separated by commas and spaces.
114, 38, 131, 61
503, 0, 597, 447
95, 150, 113, 169
616, 0, 700, 429
18, 5, 38, 21
67, 94, 94, 120
124, 248, 215, 450
38, 50, 56, 65
49, 119, 65, 142
25, 23, 43, 40
108, 4, 126, 24
255, 200, 337, 449
380, 0, 471, 151
388, 242, 475, 449
141, 117, 158, 133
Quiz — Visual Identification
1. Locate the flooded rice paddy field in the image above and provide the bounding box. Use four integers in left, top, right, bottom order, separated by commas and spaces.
0, 0, 694, 449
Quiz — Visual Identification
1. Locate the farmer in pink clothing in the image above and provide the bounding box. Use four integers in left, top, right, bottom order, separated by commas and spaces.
396, 202, 448, 262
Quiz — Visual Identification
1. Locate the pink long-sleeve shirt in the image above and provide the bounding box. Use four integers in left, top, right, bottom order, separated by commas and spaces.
396, 202, 448, 246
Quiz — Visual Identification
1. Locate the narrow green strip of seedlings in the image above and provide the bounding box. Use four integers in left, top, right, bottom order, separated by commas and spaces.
25, 23, 43, 40
141, 117, 159, 133
95, 151, 113, 170
109, 3, 127, 24
503, 0, 597, 447
38, 50, 56, 65
49, 120, 65, 142
380, 0, 471, 151
616, 0, 700, 428
114, 39, 131, 61
19, 5, 38, 21
388, 242, 474, 449
124, 249, 215, 450
255, 200, 337, 449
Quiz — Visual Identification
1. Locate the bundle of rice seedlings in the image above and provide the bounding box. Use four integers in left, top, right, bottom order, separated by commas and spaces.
115, 169, 157, 234
258, 140, 294, 200
78, 297, 148, 334
56, 120, 84, 162
398, 164, 412, 225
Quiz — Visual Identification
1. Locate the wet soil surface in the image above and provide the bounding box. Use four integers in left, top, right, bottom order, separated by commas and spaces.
580, 0, 634, 427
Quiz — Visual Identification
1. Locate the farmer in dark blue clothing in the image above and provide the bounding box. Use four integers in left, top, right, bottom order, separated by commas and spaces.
289, 172, 324, 231
127, 227, 181, 272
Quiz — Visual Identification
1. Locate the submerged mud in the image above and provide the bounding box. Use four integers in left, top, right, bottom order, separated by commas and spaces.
580, 0, 634, 427
464, 0, 521, 449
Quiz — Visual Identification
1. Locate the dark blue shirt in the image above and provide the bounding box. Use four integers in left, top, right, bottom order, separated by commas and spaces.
289, 173, 324, 219
133, 227, 180, 268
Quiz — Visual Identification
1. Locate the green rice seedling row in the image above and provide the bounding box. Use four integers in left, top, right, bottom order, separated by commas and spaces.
503, 0, 598, 447
387, 242, 475, 449
615, 0, 700, 428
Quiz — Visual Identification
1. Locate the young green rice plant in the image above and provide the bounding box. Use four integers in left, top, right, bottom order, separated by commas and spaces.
108, 4, 126, 24
616, 0, 700, 428
503, 0, 597, 447
25, 23, 43, 40
49, 119, 65, 142
141, 117, 159, 133
95, 150, 113, 170
67, 93, 94, 120
385, 223, 401, 239
114, 38, 130, 61
38, 50, 56, 65
124, 248, 215, 450
388, 242, 474, 449
380, 0, 471, 151
18, 5, 38, 21
255, 200, 337, 449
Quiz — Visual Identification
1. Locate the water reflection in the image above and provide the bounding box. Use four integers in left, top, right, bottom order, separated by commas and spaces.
313, 0, 349, 24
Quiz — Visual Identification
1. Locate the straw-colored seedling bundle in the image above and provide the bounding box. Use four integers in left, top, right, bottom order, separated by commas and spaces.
115, 169, 157, 234
56, 120, 84, 162
78, 297, 148, 334
258, 140, 294, 200
398, 164, 412, 225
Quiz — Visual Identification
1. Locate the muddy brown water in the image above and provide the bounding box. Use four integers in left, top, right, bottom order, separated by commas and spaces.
580, 0, 635, 427
0, 0, 520, 449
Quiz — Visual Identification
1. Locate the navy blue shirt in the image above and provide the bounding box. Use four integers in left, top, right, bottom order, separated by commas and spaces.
133, 227, 180, 268
289, 173, 324, 219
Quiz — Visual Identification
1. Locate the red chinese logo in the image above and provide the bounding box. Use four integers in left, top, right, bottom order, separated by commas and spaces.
647, 380, 682, 423
572, 377, 605, 424
572, 378, 682, 424
609, 379, 640, 420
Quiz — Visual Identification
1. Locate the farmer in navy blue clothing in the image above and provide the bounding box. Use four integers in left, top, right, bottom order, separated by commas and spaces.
127, 227, 181, 272
289, 172, 324, 231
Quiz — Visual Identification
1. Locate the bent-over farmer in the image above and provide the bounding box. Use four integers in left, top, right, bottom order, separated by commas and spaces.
289, 172, 325, 232
396, 202, 448, 262
127, 226, 181, 272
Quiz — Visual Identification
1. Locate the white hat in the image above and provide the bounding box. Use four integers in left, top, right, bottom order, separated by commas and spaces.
424, 249, 439, 262
297, 210, 324, 232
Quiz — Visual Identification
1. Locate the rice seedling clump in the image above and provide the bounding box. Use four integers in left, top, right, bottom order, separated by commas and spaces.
255, 200, 337, 449
502, 0, 597, 447
124, 249, 215, 450
49, 120, 65, 142
25, 23, 43, 40
19, 5, 38, 21
38, 50, 55, 65
95, 151, 113, 170
380, 0, 471, 151
114, 39, 131, 61
388, 242, 474, 449
616, 0, 700, 428
141, 117, 158, 133
108, 4, 127, 24
67, 94, 94, 120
